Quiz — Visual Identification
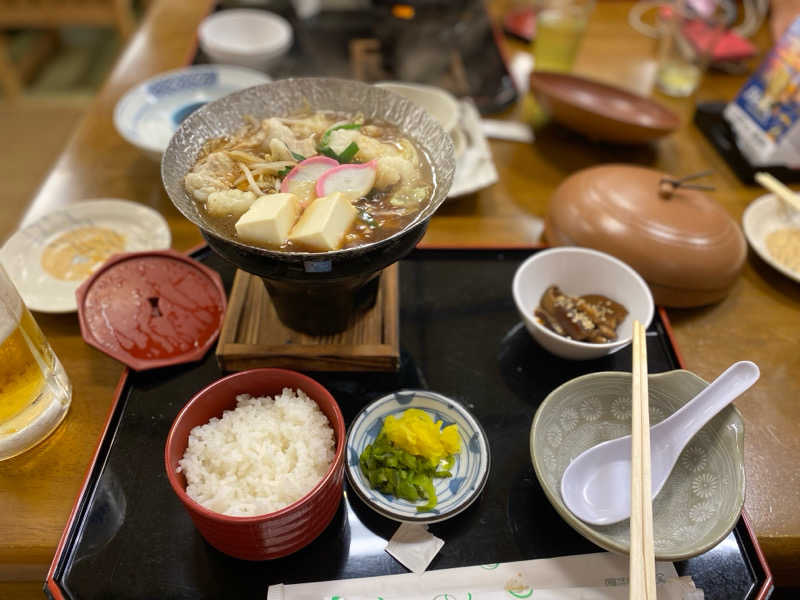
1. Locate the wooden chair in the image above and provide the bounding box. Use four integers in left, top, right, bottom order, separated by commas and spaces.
0, 0, 137, 99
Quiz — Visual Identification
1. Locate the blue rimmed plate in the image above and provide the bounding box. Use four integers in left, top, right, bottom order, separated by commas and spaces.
113, 65, 270, 160
346, 390, 490, 524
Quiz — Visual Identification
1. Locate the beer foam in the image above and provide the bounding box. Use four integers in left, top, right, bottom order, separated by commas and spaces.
0, 361, 71, 460
0, 397, 67, 458
0, 275, 22, 341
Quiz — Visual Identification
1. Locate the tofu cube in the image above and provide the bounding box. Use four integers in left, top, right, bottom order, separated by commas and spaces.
288, 192, 357, 251
235, 193, 300, 247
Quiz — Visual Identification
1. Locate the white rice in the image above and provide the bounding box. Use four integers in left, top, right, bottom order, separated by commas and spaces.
177, 388, 335, 517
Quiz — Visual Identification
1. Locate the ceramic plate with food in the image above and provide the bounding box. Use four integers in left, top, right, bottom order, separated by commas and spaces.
346, 390, 490, 524
162, 78, 455, 258
0, 200, 171, 313
742, 193, 800, 284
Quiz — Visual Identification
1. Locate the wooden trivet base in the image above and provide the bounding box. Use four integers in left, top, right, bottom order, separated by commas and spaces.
216, 264, 399, 372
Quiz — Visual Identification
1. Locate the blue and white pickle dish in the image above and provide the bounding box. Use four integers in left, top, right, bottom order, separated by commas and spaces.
346, 390, 491, 524
113, 65, 270, 161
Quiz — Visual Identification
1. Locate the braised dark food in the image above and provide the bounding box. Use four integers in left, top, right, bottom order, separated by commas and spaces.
535, 285, 628, 343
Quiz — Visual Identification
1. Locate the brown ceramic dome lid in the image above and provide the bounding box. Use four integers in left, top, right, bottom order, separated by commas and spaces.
545, 165, 746, 294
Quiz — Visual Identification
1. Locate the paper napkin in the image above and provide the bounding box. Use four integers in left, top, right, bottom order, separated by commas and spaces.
384, 523, 444, 573
449, 100, 499, 198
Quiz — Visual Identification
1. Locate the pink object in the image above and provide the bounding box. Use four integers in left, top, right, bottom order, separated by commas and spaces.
76, 250, 226, 371
164, 368, 346, 561
279, 156, 339, 193
682, 20, 756, 61
315, 160, 377, 198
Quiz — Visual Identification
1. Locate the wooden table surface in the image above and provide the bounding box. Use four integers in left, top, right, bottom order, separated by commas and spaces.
1, 0, 798, 596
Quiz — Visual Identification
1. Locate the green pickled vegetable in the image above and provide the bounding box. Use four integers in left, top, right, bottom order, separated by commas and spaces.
359, 432, 455, 512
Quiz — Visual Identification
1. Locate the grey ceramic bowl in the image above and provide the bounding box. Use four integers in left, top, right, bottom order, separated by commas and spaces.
161, 78, 455, 334
530, 370, 745, 561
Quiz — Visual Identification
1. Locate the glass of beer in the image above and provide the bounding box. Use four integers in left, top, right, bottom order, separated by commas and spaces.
0, 264, 71, 461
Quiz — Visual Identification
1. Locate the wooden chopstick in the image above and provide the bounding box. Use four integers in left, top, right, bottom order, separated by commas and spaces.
629, 321, 657, 599
755, 171, 800, 214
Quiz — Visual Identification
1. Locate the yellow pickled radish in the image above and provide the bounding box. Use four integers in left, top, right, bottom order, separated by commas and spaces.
382, 408, 460, 463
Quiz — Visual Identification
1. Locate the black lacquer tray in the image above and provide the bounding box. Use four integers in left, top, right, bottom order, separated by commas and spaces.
694, 101, 800, 185
46, 247, 772, 600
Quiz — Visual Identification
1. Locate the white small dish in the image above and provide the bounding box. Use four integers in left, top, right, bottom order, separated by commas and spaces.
512, 247, 655, 360
346, 390, 490, 524
742, 193, 800, 284
198, 9, 293, 72
0, 199, 171, 313
375, 82, 460, 136
114, 65, 270, 160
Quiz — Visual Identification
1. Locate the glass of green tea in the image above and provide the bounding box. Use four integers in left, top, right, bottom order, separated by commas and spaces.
0, 265, 71, 460
531, 0, 595, 73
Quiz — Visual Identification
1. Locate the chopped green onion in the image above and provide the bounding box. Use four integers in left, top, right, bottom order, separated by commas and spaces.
290, 151, 306, 162
318, 122, 362, 163
319, 146, 340, 161
337, 142, 359, 163
320, 122, 362, 148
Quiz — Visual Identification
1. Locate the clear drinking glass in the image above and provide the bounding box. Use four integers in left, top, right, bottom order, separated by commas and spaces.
655, 0, 726, 97
0, 265, 71, 460
531, 0, 595, 73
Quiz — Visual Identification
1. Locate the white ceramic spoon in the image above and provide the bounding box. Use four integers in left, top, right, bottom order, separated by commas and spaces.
560, 361, 759, 526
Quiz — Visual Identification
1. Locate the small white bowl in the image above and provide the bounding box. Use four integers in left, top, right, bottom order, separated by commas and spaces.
375, 81, 460, 135
113, 65, 270, 160
198, 9, 293, 72
512, 247, 655, 360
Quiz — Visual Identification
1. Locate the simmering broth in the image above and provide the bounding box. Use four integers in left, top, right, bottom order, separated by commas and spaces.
184, 111, 434, 252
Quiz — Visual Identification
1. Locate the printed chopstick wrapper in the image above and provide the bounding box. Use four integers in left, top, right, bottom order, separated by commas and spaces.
266, 553, 701, 600
322, 578, 697, 599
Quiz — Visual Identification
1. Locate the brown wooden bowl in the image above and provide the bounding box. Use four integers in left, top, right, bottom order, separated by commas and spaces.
530, 72, 681, 143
